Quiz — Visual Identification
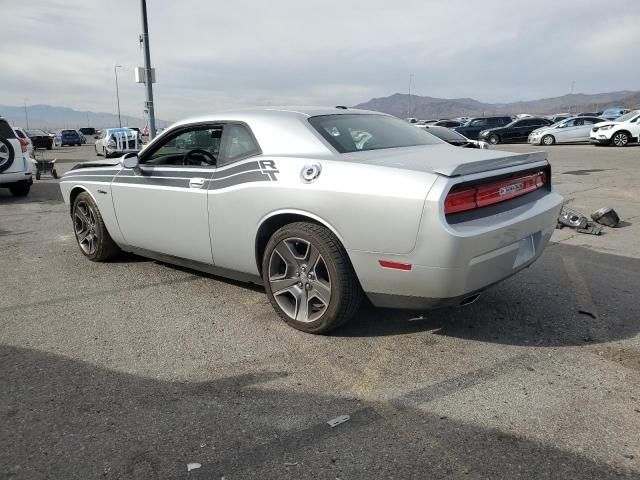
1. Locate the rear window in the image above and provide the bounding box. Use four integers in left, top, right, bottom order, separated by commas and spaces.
61, 130, 77, 135
309, 114, 441, 153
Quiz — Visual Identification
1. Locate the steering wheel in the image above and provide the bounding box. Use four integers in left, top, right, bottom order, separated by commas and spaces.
183, 148, 216, 166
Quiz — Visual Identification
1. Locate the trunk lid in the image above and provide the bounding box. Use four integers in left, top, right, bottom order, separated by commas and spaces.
343, 144, 548, 177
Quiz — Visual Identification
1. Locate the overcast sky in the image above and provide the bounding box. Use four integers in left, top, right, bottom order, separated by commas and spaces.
3, 0, 639, 121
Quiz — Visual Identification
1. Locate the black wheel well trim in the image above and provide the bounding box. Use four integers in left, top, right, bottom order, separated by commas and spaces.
614, 130, 631, 137
254, 212, 345, 276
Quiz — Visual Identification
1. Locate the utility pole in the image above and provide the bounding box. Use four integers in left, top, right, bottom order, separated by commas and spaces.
114, 64, 122, 128
23, 98, 29, 129
408, 73, 414, 118
140, 0, 157, 140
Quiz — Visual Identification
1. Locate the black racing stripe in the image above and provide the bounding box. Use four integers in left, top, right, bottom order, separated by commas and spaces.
113, 176, 188, 188
208, 171, 271, 190
213, 161, 260, 178
118, 168, 212, 178
64, 169, 120, 178
60, 175, 115, 182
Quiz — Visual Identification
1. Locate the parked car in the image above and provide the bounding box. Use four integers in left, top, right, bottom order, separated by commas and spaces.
26, 129, 53, 150
577, 112, 600, 117
420, 125, 489, 149
57, 129, 83, 146
60, 107, 562, 333
546, 114, 572, 124
590, 110, 640, 147
79, 127, 97, 136
433, 120, 463, 128
528, 116, 606, 145
94, 128, 142, 158
76, 130, 87, 144
478, 117, 553, 144
454, 116, 512, 140
0, 117, 33, 196
601, 107, 630, 121
13, 127, 34, 156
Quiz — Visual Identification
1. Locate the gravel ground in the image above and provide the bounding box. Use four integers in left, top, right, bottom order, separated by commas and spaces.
1, 143, 639, 479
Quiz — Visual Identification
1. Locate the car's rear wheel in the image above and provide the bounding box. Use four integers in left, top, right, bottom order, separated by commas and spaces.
542, 134, 555, 145
488, 134, 500, 145
262, 222, 363, 334
612, 131, 630, 147
9, 181, 30, 197
72, 192, 120, 261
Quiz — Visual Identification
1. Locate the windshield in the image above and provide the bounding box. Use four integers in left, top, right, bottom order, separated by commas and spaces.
603, 108, 623, 117
614, 111, 638, 123
27, 129, 46, 136
309, 114, 442, 153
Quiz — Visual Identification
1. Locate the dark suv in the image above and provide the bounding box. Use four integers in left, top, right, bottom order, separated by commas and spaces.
454, 116, 512, 140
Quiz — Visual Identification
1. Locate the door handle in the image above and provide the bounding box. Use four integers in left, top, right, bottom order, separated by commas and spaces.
189, 177, 206, 189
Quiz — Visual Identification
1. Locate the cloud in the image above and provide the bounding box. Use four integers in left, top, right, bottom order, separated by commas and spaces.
2, 0, 639, 120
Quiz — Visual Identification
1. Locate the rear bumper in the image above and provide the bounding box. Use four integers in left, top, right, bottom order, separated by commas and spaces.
0, 171, 33, 186
350, 167, 563, 310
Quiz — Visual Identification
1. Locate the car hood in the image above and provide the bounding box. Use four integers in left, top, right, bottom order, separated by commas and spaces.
342, 144, 547, 177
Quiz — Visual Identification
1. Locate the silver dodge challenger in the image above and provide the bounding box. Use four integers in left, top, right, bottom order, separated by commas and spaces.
60, 107, 563, 333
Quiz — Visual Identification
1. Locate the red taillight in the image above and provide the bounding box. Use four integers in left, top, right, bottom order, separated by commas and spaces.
18, 137, 28, 153
444, 171, 547, 215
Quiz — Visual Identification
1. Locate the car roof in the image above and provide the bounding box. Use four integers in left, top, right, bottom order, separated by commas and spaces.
171, 106, 387, 129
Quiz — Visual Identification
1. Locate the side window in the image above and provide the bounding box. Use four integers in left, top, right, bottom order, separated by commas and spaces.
573, 119, 585, 126
469, 119, 486, 127
564, 119, 576, 127
220, 124, 260, 165
144, 126, 223, 167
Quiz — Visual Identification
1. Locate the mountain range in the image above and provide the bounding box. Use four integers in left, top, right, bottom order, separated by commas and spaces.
353, 90, 640, 119
0, 104, 169, 130
2, 90, 639, 129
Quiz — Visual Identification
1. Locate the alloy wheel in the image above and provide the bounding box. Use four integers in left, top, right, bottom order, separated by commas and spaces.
268, 237, 332, 323
74, 201, 99, 255
613, 132, 629, 147
0, 142, 10, 168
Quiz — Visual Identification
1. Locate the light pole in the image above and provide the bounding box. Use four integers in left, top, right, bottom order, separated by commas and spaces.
408, 73, 414, 118
114, 64, 123, 128
23, 98, 29, 129
140, 0, 157, 140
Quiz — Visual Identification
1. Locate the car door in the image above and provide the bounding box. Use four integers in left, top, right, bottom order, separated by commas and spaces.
110, 124, 222, 264
465, 118, 487, 139
573, 118, 596, 142
501, 120, 522, 142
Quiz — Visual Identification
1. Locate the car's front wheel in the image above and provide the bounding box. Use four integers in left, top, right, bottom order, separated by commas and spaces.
72, 192, 120, 261
488, 134, 500, 145
262, 222, 363, 334
542, 134, 555, 145
612, 131, 630, 147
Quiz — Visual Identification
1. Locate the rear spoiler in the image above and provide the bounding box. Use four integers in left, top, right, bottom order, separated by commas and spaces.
432, 151, 548, 177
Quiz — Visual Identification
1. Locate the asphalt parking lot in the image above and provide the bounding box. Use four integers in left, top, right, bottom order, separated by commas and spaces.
1, 143, 639, 479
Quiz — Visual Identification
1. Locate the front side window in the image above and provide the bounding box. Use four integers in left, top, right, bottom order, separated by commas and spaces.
309, 114, 441, 154
143, 126, 223, 166
469, 119, 487, 127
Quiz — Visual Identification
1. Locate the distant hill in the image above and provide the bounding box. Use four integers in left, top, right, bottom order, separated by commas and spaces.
0, 104, 169, 130
354, 91, 640, 119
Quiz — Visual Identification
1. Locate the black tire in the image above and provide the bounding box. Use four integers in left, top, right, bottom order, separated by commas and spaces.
9, 181, 30, 197
52, 169, 58, 179
542, 134, 555, 146
47, 144, 52, 150
35, 171, 41, 180
262, 222, 363, 334
71, 192, 120, 261
488, 134, 500, 145
612, 131, 630, 147
0, 136, 15, 173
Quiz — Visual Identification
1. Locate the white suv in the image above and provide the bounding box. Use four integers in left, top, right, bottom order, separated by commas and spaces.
0, 117, 33, 196
590, 110, 640, 147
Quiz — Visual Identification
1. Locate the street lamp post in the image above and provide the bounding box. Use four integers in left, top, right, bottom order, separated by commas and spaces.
114, 64, 123, 128
140, 0, 157, 140
23, 98, 29, 129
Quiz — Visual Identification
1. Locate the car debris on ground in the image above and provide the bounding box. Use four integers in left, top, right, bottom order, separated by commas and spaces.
327, 415, 351, 428
590, 207, 620, 227
557, 205, 603, 235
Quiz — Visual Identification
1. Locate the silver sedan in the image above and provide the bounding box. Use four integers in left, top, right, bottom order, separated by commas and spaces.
528, 116, 605, 145
60, 107, 562, 333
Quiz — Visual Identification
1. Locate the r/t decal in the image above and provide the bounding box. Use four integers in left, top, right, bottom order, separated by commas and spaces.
259, 160, 279, 181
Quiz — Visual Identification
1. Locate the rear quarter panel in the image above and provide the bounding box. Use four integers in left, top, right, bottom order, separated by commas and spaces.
209, 156, 438, 275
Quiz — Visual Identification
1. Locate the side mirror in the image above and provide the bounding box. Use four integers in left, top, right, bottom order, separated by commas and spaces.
122, 153, 139, 169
